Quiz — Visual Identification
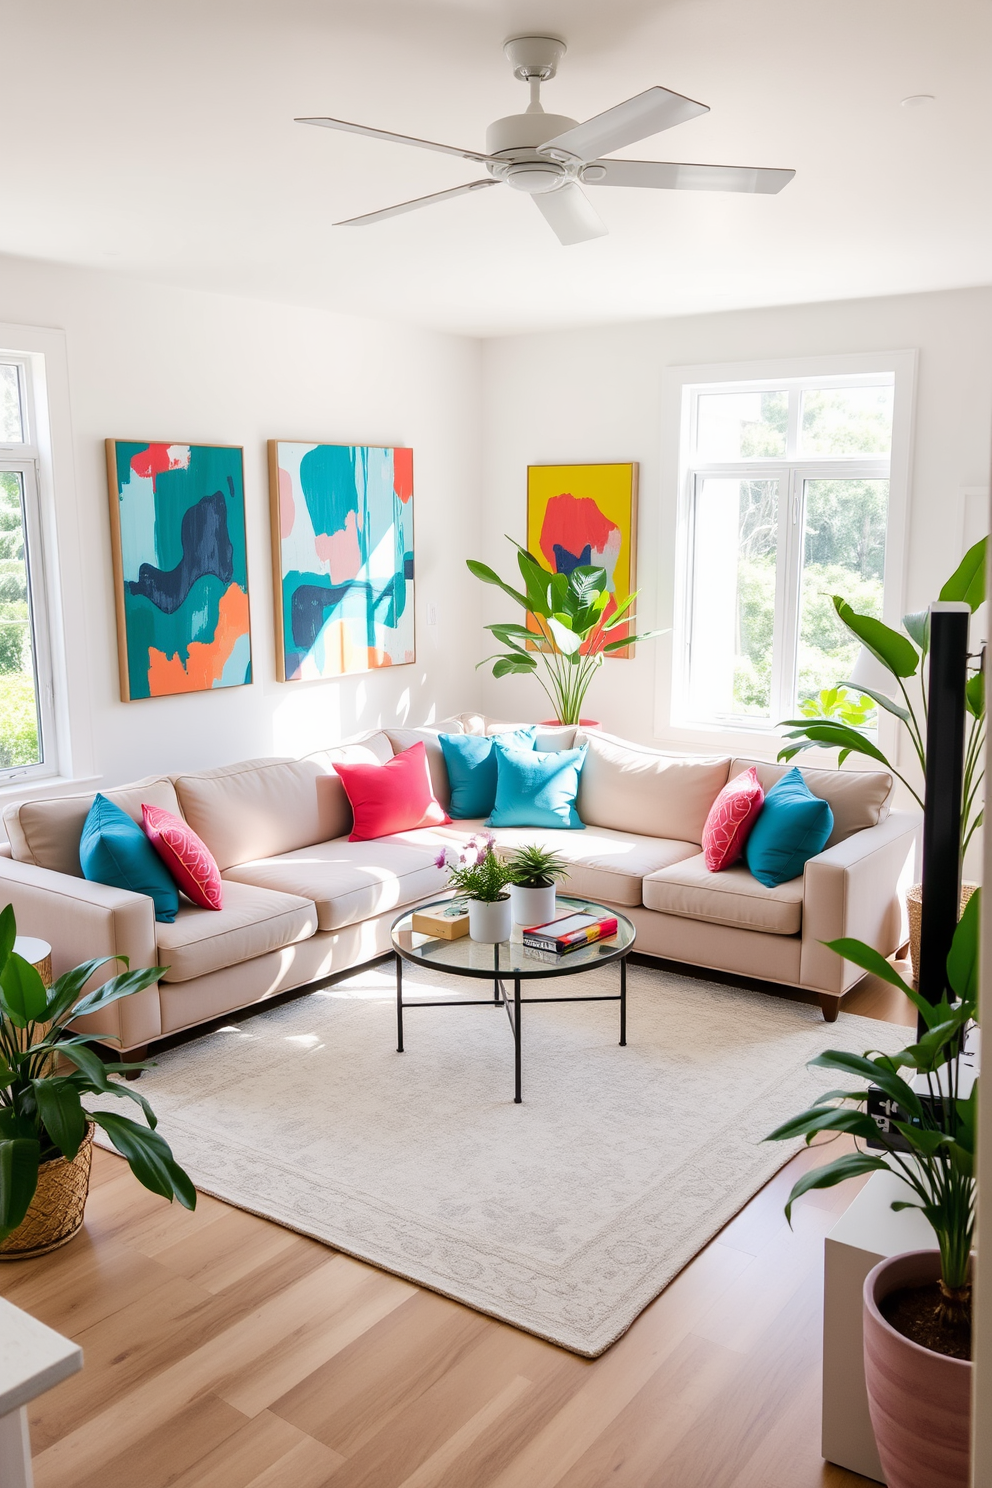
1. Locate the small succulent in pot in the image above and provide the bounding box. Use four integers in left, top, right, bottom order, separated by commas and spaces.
505, 843, 569, 890
435, 834, 513, 903
505, 843, 568, 928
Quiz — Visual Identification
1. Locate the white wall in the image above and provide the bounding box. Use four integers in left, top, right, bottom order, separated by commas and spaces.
480, 288, 992, 776
0, 254, 483, 799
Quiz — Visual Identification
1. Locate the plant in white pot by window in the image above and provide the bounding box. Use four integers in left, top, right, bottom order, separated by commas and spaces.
765, 892, 979, 1488
504, 843, 568, 927
436, 834, 514, 943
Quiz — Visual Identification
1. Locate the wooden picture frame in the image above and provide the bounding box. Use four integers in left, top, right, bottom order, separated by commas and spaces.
526, 463, 640, 657
105, 440, 251, 701
268, 440, 415, 682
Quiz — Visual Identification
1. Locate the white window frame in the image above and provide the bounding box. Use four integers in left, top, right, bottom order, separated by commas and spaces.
657, 350, 916, 755
0, 326, 94, 791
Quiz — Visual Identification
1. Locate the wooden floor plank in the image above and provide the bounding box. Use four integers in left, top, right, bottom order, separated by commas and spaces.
2, 967, 911, 1488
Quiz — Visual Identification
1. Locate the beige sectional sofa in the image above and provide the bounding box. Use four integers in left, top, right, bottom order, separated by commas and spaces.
0, 715, 921, 1057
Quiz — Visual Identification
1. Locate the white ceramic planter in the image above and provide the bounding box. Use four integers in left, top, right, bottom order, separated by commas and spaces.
509, 883, 556, 928
468, 897, 512, 943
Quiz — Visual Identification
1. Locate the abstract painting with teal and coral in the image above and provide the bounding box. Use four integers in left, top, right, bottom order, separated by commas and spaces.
107, 441, 252, 701
269, 442, 415, 680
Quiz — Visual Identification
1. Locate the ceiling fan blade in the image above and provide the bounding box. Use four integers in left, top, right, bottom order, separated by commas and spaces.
538, 86, 708, 164
297, 116, 491, 164
334, 179, 499, 227
532, 184, 608, 246
581, 159, 796, 194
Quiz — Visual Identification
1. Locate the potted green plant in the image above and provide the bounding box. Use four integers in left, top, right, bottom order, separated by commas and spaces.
505, 843, 568, 926
467, 536, 663, 726
436, 834, 514, 942
0, 904, 195, 1258
778, 536, 986, 884
765, 892, 979, 1488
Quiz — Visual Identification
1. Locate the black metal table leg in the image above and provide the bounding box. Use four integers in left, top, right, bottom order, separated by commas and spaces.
514, 976, 522, 1103
619, 955, 627, 1046
494, 941, 500, 1004
396, 952, 404, 1052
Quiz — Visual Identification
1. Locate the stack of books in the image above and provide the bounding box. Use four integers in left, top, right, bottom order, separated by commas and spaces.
522, 910, 619, 956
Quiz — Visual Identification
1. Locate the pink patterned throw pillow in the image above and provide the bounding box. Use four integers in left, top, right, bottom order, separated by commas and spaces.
142, 804, 224, 910
702, 767, 765, 871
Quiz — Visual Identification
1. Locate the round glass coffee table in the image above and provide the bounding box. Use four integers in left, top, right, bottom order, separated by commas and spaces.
390, 895, 636, 1103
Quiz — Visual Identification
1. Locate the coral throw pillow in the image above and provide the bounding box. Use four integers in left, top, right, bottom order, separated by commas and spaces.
334, 741, 450, 841
702, 766, 765, 871
142, 803, 224, 910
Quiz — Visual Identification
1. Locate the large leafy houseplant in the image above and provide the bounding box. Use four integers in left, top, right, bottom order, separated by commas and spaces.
0, 905, 195, 1241
467, 537, 662, 725
766, 890, 979, 1333
778, 538, 987, 855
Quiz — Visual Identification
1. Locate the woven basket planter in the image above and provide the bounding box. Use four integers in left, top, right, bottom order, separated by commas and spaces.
906, 882, 979, 984
0, 1122, 94, 1260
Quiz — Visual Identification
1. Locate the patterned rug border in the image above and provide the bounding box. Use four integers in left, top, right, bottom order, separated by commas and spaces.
90, 965, 909, 1357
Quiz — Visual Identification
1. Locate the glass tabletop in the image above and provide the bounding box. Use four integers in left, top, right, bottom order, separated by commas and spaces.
391, 896, 636, 980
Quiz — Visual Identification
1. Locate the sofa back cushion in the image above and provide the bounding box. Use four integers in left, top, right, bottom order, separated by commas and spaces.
383, 728, 454, 809
729, 757, 893, 847
574, 733, 730, 843
3, 776, 182, 877
303, 734, 395, 841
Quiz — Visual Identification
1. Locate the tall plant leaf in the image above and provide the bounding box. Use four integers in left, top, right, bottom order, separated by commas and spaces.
0, 953, 49, 1028
0, 905, 15, 984
45, 956, 126, 1025
902, 608, 930, 655
966, 671, 985, 720
940, 536, 987, 611
90, 1111, 195, 1209
833, 598, 919, 678
843, 682, 911, 725
0, 1137, 40, 1237
71, 965, 166, 1021
946, 888, 980, 1005
465, 560, 529, 613
31, 1079, 86, 1160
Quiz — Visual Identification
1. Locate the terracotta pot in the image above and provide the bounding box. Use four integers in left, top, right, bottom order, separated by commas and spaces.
509, 883, 556, 927
0, 1123, 94, 1260
540, 718, 600, 728
863, 1250, 971, 1488
468, 896, 512, 943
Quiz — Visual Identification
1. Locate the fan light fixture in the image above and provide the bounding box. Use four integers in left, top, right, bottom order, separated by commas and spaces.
296, 37, 796, 246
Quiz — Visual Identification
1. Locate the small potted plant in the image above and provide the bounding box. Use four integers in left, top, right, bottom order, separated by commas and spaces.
505, 843, 568, 927
436, 834, 513, 943
765, 893, 979, 1488
0, 903, 195, 1259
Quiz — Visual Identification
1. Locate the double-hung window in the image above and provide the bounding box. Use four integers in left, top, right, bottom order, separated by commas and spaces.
674, 367, 906, 733
0, 355, 57, 780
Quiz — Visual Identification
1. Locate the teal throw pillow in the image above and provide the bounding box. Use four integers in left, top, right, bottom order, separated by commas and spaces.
744, 767, 833, 887
80, 793, 180, 923
439, 727, 537, 818
486, 741, 587, 830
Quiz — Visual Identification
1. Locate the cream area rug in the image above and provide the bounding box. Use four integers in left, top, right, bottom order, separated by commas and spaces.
90, 960, 908, 1357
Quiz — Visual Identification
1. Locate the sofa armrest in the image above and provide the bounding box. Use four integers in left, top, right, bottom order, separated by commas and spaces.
800, 809, 921, 996
0, 858, 161, 1051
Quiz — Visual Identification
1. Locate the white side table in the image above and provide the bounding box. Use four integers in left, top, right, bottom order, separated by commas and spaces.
822, 1169, 934, 1482
0, 1297, 82, 1488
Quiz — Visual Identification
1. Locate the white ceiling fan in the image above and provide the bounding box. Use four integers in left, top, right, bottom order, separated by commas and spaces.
296, 36, 795, 246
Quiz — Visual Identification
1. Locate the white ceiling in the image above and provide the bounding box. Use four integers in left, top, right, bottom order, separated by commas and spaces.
3, 0, 991, 336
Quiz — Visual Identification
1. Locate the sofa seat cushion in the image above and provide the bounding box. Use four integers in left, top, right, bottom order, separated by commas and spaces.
156, 881, 318, 983
642, 853, 804, 935
223, 838, 449, 932
438, 821, 698, 908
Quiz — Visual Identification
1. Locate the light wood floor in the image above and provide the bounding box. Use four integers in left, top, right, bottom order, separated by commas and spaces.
0, 967, 915, 1488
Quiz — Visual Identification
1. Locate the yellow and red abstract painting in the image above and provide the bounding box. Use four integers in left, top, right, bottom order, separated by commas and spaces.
526, 463, 639, 656
106, 442, 252, 701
